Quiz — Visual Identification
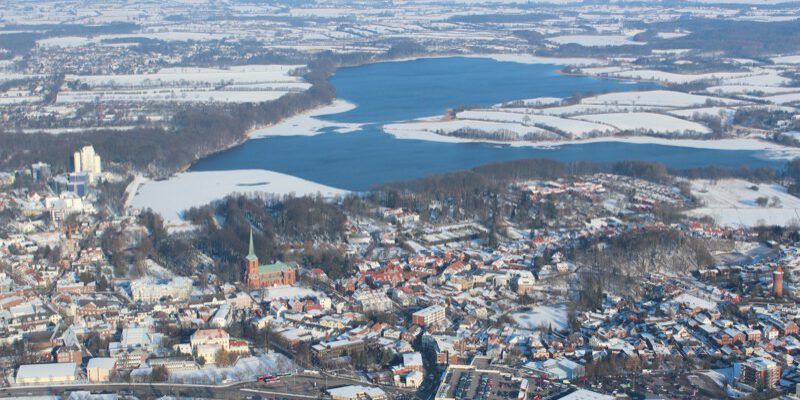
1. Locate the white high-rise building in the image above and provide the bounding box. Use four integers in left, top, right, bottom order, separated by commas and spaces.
73, 145, 102, 181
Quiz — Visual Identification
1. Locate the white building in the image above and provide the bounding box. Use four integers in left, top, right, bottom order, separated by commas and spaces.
210, 304, 232, 328
131, 277, 192, 303
353, 289, 393, 313
73, 145, 102, 182
327, 385, 387, 400
16, 363, 79, 385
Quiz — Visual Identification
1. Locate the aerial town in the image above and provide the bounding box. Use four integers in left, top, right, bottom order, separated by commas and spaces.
2, 0, 800, 400
3, 142, 800, 400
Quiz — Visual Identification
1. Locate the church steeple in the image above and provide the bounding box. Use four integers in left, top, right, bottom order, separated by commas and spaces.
246, 228, 258, 262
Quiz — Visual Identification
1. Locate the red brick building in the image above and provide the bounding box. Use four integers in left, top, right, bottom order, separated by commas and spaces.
245, 231, 297, 288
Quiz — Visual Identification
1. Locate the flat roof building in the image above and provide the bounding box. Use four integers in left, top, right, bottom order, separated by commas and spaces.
327, 385, 387, 400
16, 363, 79, 385
412, 304, 446, 326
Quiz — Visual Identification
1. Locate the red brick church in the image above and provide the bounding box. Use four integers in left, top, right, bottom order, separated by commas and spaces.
245, 230, 298, 288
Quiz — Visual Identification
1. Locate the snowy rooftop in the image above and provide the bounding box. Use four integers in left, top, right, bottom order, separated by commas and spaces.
17, 363, 78, 379
327, 385, 386, 398
558, 389, 614, 400
87, 357, 116, 369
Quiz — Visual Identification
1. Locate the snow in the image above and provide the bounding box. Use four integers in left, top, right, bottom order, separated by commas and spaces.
128, 170, 348, 223
456, 109, 614, 137
656, 31, 689, 39
69, 65, 304, 87
546, 34, 644, 47
668, 107, 735, 121
687, 179, 800, 227
707, 85, 799, 96
384, 118, 561, 140
57, 89, 292, 104
462, 54, 604, 67
597, 69, 752, 84
169, 353, 295, 384
510, 304, 568, 331
582, 90, 741, 108
720, 70, 791, 87
385, 119, 800, 160
672, 293, 717, 310
536, 103, 672, 116
772, 55, 800, 64
574, 112, 712, 135
249, 100, 361, 138
37, 31, 233, 48
58, 64, 309, 104
262, 286, 323, 302
763, 92, 800, 105
499, 97, 563, 107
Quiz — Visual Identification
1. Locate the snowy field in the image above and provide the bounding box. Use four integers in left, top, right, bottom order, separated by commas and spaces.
127, 170, 348, 223
574, 112, 711, 136
687, 179, 800, 227
581, 90, 741, 108
456, 109, 613, 137
383, 89, 771, 144
58, 65, 310, 104
546, 34, 644, 47
68, 65, 305, 87
57, 89, 291, 104
510, 304, 568, 331
385, 124, 800, 160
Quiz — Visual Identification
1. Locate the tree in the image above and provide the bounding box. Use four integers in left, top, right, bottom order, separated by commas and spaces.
215, 349, 235, 367
149, 365, 169, 382
196, 356, 206, 367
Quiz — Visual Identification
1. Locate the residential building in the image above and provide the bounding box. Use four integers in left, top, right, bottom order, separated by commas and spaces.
412, 304, 446, 326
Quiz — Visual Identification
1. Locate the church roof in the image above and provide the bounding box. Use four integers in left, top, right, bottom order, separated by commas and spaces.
259, 261, 298, 274
246, 229, 258, 262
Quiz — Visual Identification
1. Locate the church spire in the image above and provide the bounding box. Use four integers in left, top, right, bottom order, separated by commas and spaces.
246, 228, 258, 261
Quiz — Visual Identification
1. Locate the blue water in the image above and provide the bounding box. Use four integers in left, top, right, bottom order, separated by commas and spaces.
192, 57, 783, 191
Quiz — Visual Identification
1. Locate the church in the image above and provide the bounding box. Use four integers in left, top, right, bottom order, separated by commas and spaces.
245, 230, 298, 288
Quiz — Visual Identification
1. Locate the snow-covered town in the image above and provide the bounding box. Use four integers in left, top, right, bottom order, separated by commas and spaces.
3, 0, 800, 400
3, 141, 800, 399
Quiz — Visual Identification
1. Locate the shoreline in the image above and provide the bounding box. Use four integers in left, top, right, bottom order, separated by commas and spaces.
382, 124, 800, 160
177, 52, 612, 173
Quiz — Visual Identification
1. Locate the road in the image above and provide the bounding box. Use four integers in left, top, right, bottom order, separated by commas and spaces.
0, 374, 367, 400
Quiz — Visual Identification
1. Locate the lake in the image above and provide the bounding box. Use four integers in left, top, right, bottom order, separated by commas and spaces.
192, 56, 785, 191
